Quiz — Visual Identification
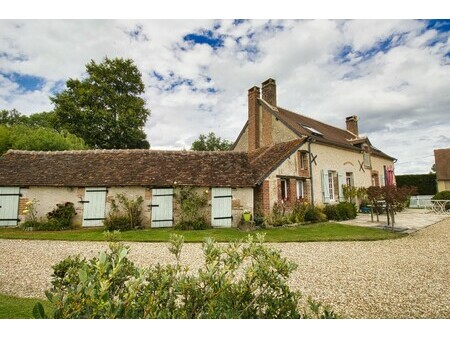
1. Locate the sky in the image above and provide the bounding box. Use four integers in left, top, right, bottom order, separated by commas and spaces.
0, 19, 449, 174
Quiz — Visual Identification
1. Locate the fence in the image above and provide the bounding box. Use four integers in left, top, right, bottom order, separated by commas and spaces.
409, 195, 433, 209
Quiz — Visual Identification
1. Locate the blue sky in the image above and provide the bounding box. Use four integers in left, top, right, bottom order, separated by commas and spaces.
0, 19, 449, 174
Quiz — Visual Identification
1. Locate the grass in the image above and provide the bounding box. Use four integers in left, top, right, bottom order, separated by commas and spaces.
0, 293, 52, 319
0, 222, 405, 242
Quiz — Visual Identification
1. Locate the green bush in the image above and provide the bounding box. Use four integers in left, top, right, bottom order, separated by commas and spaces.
104, 194, 144, 231
104, 214, 132, 231
175, 187, 210, 230
34, 235, 337, 319
20, 201, 76, 231
432, 191, 450, 200
432, 191, 450, 210
325, 202, 357, 221
287, 202, 309, 224
304, 206, 327, 223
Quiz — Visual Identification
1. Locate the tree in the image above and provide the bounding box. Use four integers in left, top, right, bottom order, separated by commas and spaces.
191, 132, 232, 151
51, 57, 150, 149
0, 125, 87, 155
0, 109, 57, 129
0, 109, 28, 126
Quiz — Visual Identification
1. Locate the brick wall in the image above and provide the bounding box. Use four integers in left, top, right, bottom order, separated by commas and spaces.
255, 180, 270, 215
18, 197, 28, 216
248, 86, 260, 152
297, 151, 309, 177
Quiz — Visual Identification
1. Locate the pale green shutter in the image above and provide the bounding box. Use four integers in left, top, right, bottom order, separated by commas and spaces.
211, 187, 232, 227
82, 187, 107, 227
338, 171, 345, 202
151, 188, 174, 228
0, 187, 20, 226
321, 169, 330, 204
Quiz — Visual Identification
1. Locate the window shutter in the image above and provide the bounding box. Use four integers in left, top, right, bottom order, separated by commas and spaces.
321, 169, 330, 204
338, 171, 345, 202
380, 174, 385, 187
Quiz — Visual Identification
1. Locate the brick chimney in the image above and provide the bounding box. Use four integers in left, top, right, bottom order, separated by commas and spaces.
261, 78, 276, 107
346, 115, 359, 136
248, 86, 260, 152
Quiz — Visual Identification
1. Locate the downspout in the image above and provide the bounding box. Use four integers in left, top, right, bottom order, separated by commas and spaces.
308, 137, 315, 207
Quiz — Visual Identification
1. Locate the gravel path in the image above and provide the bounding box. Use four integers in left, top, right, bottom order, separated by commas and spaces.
1, 217, 449, 318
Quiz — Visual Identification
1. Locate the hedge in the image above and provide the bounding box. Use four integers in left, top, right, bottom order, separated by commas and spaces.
395, 174, 436, 195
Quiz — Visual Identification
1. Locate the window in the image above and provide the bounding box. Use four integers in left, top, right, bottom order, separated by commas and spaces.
296, 180, 304, 199
328, 171, 335, 201
299, 152, 308, 170
280, 179, 288, 200
346, 172, 354, 186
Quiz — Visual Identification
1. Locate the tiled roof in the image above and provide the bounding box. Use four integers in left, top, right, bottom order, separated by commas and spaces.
0, 149, 256, 187
258, 99, 395, 160
434, 148, 450, 180
0, 141, 304, 188
249, 139, 305, 184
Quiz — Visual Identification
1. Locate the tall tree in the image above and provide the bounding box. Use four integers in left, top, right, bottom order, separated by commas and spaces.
0, 109, 28, 126
191, 132, 232, 151
51, 57, 150, 149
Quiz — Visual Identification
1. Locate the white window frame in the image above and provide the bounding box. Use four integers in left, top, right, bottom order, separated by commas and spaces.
328, 171, 335, 202
296, 180, 304, 199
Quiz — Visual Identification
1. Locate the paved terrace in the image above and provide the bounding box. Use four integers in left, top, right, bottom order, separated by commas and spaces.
339, 208, 450, 233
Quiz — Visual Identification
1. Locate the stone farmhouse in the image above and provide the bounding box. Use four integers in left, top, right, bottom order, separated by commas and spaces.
0, 78, 395, 228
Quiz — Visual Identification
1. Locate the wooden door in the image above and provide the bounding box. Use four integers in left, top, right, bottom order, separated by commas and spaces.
151, 188, 173, 228
82, 187, 107, 227
211, 187, 232, 227
0, 187, 20, 226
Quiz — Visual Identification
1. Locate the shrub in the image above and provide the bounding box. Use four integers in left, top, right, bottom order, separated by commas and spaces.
46, 202, 76, 229
304, 206, 327, 223
34, 234, 337, 319
288, 201, 309, 224
432, 190, 450, 200
21, 200, 76, 231
267, 203, 285, 226
104, 193, 144, 231
325, 202, 357, 221
174, 187, 210, 230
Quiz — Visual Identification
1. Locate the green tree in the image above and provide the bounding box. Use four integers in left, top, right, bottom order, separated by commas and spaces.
191, 132, 232, 151
0, 125, 87, 155
0, 109, 57, 129
0, 109, 28, 126
51, 57, 150, 149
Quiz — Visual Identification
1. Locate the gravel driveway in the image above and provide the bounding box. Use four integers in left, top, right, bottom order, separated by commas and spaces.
1, 217, 449, 318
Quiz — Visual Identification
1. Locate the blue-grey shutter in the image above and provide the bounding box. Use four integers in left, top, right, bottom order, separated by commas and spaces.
151, 188, 174, 228
0, 187, 20, 226
321, 169, 330, 204
211, 187, 232, 227
82, 187, 107, 227
338, 171, 345, 202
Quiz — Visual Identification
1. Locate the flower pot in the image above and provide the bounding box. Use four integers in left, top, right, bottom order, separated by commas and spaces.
243, 213, 251, 222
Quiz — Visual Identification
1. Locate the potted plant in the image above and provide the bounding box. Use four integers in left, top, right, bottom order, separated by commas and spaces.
243, 210, 251, 222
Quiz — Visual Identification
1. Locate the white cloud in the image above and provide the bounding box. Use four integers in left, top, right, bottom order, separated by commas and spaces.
0, 19, 449, 174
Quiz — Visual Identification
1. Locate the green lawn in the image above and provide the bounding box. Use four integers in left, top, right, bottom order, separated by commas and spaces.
0, 293, 52, 319
0, 223, 405, 242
